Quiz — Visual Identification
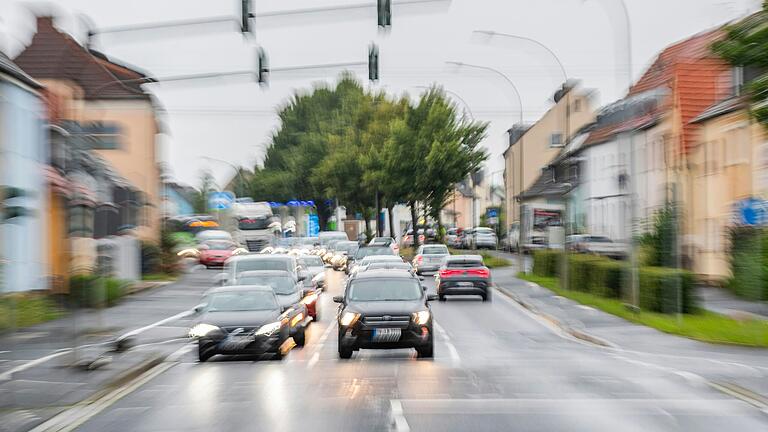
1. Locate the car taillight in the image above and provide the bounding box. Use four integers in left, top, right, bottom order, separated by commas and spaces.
467, 268, 490, 278
439, 269, 462, 278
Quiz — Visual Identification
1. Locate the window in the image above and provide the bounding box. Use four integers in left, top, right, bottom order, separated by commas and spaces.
549, 133, 564, 148
81, 122, 122, 150
724, 126, 749, 165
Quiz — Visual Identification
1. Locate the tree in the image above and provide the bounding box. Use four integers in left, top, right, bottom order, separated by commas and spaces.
191, 171, 216, 214
713, 3, 768, 126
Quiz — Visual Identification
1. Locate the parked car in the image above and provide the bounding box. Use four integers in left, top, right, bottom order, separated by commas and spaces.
333, 269, 438, 359
445, 228, 461, 248
412, 244, 450, 275
471, 227, 498, 249
189, 285, 291, 361
500, 223, 520, 252
436, 255, 492, 301
230, 270, 313, 337
568, 235, 628, 258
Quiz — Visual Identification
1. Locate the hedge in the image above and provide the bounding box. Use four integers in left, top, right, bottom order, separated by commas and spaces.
69, 275, 128, 308
531, 251, 695, 313
727, 227, 768, 301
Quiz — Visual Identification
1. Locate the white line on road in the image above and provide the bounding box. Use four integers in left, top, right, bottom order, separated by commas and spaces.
116, 309, 195, 342
433, 322, 460, 367
389, 399, 411, 432
306, 320, 337, 369
0, 351, 70, 382
307, 352, 320, 369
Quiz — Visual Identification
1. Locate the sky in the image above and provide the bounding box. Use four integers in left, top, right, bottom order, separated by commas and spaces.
0, 0, 762, 188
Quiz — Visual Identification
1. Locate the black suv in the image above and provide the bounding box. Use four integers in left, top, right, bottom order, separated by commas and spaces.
436, 255, 492, 301
333, 270, 438, 359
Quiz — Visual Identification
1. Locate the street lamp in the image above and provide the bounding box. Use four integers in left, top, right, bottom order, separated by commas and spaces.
413, 85, 475, 121
446, 61, 526, 272
471, 30, 571, 138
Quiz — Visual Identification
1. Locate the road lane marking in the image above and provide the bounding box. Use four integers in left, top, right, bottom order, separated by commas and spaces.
0, 351, 70, 382
307, 352, 320, 368
433, 322, 460, 367
389, 399, 411, 432
116, 309, 195, 343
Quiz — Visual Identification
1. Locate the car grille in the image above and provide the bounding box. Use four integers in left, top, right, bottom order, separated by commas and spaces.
362, 315, 411, 327
245, 239, 268, 252
222, 326, 258, 334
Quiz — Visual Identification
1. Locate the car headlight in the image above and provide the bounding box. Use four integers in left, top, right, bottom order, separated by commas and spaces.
188, 323, 221, 338
255, 321, 282, 336
339, 312, 360, 327
412, 310, 431, 325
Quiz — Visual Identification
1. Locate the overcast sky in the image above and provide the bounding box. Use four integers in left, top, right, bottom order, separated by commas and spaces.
1, 0, 761, 188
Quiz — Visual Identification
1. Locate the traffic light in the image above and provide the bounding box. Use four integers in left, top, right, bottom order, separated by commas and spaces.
256, 47, 269, 86
1, 186, 31, 221
368, 44, 379, 82
241, 0, 252, 34
377, 0, 392, 27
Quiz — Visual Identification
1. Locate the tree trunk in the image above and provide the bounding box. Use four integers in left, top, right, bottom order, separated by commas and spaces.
388, 205, 395, 240
375, 191, 383, 237
435, 212, 444, 243
316, 199, 329, 231
364, 213, 372, 242
410, 202, 420, 249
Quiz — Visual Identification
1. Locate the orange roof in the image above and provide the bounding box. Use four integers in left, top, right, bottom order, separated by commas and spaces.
629, 27, 732, 153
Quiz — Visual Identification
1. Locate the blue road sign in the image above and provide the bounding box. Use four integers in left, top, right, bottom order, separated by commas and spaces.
308, 214, 320, 237
207, 191, 235, 210
736, 198, 768, 226
486, 208, 498, 218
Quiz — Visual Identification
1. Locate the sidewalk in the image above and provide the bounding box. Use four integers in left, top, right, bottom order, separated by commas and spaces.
698, 285, 768, 320
0, 270, 210, 432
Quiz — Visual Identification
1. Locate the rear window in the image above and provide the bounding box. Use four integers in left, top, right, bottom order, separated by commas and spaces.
588, 236, 612, 243
299, 256, 323, 267
446, 259, 483, 268
422, 245, 448, 255
234, 259, 292, 273
354, 247, 395, 259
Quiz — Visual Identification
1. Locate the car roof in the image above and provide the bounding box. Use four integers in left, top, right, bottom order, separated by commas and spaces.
235, 270, 293, 277
352, 269, 418, 279
206, 285, 276, 294
229, 254, 294, 262
362, 255, 402, 261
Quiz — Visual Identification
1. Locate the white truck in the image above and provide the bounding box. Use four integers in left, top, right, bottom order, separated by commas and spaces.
519, 204, 564, 252
232, 202, 280, 252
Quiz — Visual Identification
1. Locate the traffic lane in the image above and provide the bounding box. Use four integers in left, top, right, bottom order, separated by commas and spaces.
0, 267, 218, 375
409, 275, 768, 431
75, 270, 768, 432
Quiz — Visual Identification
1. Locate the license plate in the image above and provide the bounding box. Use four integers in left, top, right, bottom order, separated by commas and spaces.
219, 336, 254, 350
457, 282, 474, 287
372, 328, 401, 342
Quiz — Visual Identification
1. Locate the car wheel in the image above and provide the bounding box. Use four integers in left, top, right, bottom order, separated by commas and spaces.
272, 349, 283, 360
198, 344, 214, 362
415, 269, 422, 276
293, 329, 306, 347
482, 292, 492, 302
338, 346, 353, 359
438, 294, 446, 302
416, 344, 434, 358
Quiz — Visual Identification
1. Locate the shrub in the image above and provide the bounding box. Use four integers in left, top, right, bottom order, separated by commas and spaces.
141, 242, 162, 275
727, 226, 768, 301
567, 254, 602, 293
588, 258, 625, 298
69, 275, 128, 308
639, 267, 695, 313
532, 250, 561, 277
0, 293, 63, 331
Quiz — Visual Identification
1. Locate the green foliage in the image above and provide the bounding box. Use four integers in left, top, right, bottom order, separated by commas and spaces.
712, 4, 768, 126
531, 251, 695, 313
191, 172, 215, 214
479, 252, 510, 268
248, 76, 488, 235
69, 275, 129, 308
140, 242, 161, 275
532, 250, 561, 277
519, 273, 768, 347
0, 293, 63, 330
160, 227, 180, 275
727, 226, 768, 300
639, 204, 678, 267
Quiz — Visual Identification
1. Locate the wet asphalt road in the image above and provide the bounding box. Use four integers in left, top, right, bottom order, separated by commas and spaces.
74, 268, 768, 432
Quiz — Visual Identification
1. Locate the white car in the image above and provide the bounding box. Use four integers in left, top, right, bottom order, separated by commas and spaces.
369, 237, 400, 255
412, 244, 450, 275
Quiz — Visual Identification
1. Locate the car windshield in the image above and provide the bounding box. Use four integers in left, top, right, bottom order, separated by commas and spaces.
354, 247, 394, 259
234, 259, 292, 273
203, 241, 235, 251
335, 242, 359, 253
237, 275, 297, 295
207, 291, 278, 312
366, 262, 411, 271
299, 256, 323, 267
446, 259, 483, 268
319, 233, 348, 245
588, 236, 613, 243
348, 279, 422, 302
370, 237, 392, 245
238, 217, 271, 230
362, 256, 402, 265
422, 245, 448, 255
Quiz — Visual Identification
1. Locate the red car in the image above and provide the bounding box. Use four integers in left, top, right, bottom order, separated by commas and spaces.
198, 240, 238, 268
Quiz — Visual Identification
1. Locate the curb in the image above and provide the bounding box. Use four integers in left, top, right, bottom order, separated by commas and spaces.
126, 281, 172, 296
708, 381, 768, 414
495, 284, 616, 349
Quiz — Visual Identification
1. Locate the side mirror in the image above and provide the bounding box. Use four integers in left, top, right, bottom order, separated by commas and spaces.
332, 295, 344, 303
214, 273, 228, 286
193, 303, 207, 313
426, 294, 439, 302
